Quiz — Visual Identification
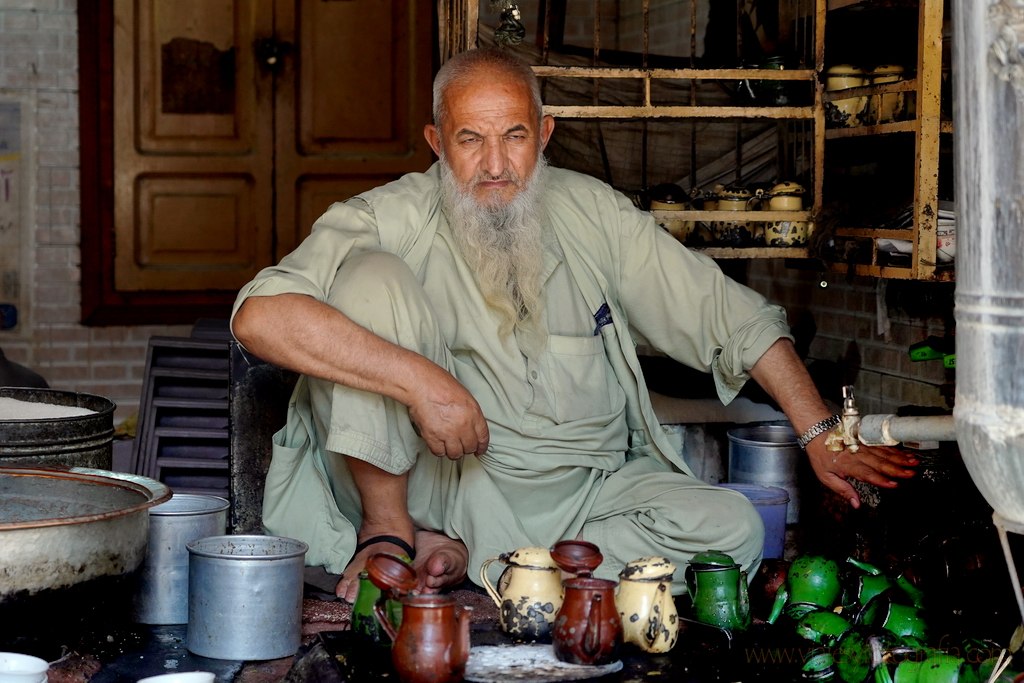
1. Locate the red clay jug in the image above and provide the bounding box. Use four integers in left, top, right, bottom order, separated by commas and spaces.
374, 593, 473, 683
552, 577, 622, 666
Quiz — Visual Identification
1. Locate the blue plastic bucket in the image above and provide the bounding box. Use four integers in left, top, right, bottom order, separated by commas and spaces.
719, 483, 790, 559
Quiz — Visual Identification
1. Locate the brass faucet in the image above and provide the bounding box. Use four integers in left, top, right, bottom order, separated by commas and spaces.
826, 385, 862, 453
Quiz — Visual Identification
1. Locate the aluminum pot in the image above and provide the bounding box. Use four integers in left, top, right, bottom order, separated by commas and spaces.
133, 494, 230, 625
727, 425, 803, 524
186, 535, 308, 661
0, 466, 171, 602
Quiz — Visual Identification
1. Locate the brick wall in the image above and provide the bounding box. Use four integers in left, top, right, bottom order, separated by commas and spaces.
747, 260, 954, 416
0, 1, 188, 425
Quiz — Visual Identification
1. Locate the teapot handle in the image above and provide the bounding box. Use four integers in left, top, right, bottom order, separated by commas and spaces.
644, 583, 674, 649
479, 557, 505, 608
373, 597, 399, 643
738, 571, 752, 629
684, 564, 696, 599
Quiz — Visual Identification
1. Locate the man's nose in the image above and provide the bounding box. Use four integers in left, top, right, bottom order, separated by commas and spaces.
481, 138, 508, 177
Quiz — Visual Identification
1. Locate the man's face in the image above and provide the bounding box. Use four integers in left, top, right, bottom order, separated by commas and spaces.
425, 70, 554, 208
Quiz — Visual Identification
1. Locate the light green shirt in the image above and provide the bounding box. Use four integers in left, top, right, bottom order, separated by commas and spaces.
231, 163, 793, 572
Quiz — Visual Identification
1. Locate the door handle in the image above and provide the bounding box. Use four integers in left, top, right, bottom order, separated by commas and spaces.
255, 37, 293, 71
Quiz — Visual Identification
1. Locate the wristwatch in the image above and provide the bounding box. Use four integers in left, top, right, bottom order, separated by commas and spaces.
797, 414, 841, 449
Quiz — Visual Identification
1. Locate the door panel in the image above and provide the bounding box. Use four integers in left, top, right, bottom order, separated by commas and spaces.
275, 0, 434, 258
114, 0, 274, 292
100, 0, 434, 315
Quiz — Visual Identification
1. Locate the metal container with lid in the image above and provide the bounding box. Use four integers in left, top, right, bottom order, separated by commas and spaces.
0, 388, 115, 469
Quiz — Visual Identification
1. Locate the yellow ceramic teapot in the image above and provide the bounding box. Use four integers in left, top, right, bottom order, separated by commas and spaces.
825, 64, 868, 127
765, 181, 805, 211
615, 556, 679, 653
480, 546, 563, 641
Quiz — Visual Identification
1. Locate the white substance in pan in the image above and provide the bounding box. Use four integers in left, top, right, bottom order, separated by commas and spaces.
0, 397, 96, 420
464, 644, 622, 683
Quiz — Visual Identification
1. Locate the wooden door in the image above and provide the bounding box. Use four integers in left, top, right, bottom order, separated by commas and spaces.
273, 0, 435, 260
98, 0, 434, 319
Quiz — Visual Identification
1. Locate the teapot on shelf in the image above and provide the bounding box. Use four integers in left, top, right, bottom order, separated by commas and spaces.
764, 181, 805, 211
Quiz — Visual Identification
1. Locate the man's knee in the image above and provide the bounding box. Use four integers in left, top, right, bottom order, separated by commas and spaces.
327, 251, 422, 321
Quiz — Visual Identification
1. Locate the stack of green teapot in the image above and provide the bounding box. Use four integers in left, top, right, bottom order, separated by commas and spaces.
767, 555, 1013, 683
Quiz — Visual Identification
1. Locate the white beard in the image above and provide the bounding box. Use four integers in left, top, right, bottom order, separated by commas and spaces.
439, 157, 548, 345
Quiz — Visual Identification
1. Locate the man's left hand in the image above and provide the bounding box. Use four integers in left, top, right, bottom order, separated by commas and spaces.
805, 441, 918, 508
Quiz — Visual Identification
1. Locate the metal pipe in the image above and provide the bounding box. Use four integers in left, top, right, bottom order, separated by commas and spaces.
856, 414, 957, 447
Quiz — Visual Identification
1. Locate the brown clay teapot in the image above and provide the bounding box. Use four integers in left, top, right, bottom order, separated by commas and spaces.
552, 576, 622, 666
374, 593, 473, 683
367, 553, 474, 683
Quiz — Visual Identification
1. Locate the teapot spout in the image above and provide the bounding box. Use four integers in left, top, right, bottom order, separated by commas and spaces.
583, 594, 604, 658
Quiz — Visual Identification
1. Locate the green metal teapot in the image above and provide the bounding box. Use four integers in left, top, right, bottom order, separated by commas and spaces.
684, 550, 751, 631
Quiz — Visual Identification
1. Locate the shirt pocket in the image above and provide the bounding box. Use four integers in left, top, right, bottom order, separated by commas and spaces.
541, 333, 622, 424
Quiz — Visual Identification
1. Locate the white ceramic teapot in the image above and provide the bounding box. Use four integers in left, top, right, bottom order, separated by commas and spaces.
615, 556, 679, 653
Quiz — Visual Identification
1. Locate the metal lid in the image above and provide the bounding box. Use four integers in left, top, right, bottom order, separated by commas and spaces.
689, 549, 739, 568
826, 64, 864, 76
619, 555, 676, 580
770, 181, 805, 196
505, 546, 559, 569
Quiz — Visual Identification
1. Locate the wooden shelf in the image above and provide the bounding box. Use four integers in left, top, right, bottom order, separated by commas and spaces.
545, 104, 816, 120
826, 119, 953, 139
653, 209, 813, 222
826, 262, 955, 281
700, 247, 811, 259
536, 65, 819, 121
821, 0, 951, 281
836, 227, 915, 240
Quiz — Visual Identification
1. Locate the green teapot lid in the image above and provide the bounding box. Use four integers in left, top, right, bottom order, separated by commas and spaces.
690, 549, 738, 567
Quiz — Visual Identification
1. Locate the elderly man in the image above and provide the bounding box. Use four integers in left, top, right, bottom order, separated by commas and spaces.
231, 47, 915, 602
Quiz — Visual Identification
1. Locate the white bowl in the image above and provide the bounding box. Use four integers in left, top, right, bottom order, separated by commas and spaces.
137, 673, 216, 683
0, 653, 48, 683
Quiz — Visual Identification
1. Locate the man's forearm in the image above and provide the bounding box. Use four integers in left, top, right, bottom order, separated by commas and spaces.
748, 338, 834, 441
232, 293, 435, 408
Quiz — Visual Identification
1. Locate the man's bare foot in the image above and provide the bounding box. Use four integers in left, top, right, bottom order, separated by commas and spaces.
412, 529, 469, 593
335, 528, 415, 603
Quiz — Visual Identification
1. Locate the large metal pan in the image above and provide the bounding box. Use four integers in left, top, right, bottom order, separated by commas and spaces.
0, 466, 171, 602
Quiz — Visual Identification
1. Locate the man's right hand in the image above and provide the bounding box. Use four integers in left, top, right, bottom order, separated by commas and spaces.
407, 366, 490, 459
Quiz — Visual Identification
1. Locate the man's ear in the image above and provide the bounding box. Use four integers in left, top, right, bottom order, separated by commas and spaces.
424, 124, 442, 158
539, 115, 555, 150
